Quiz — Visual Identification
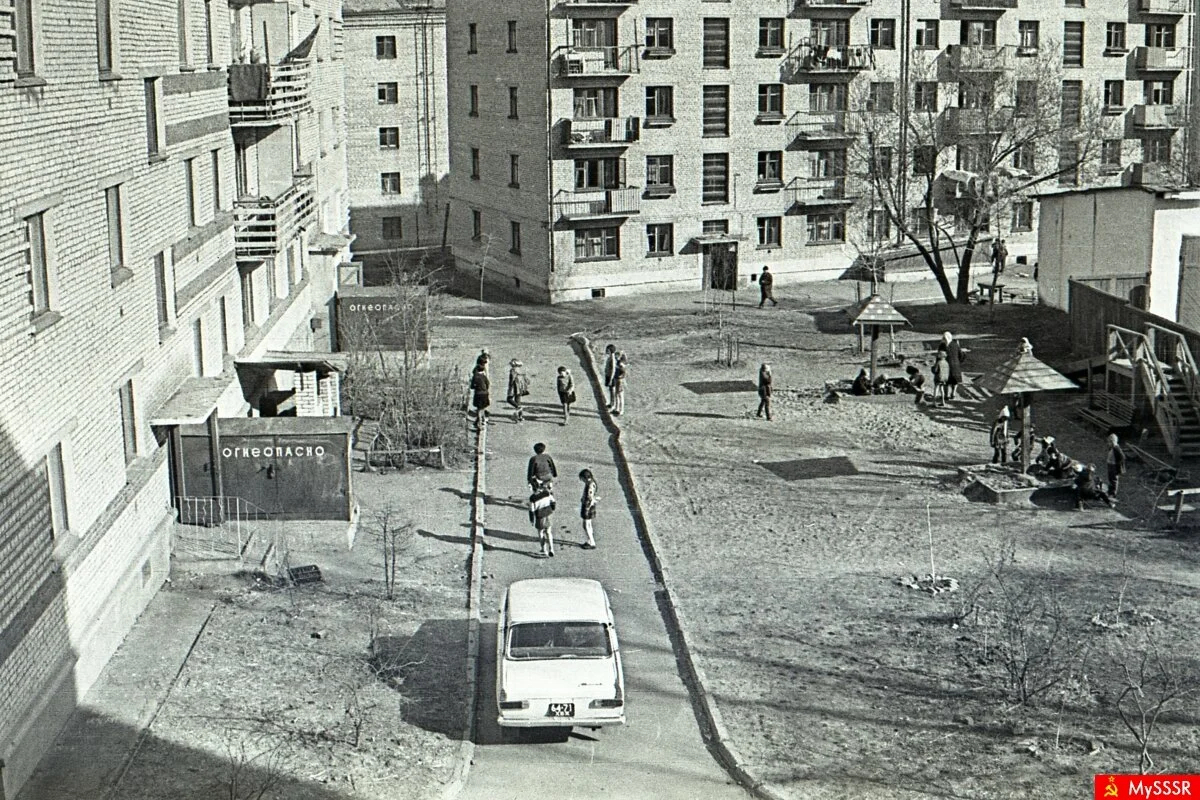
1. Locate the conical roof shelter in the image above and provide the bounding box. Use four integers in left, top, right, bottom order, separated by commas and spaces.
977, 347, 1077, 395
846, 294, 909, 326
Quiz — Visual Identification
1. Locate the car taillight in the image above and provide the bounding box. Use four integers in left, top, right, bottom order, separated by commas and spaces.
588, 698, 623, 709
499, 700, 528, 710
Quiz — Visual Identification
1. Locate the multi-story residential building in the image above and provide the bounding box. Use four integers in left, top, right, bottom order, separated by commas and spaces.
0, 0, 348, 795
446, 0, 1199, 303
343, 0, 448, 281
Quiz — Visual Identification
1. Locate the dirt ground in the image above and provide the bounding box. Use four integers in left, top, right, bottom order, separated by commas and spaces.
438, 279, 1200, 800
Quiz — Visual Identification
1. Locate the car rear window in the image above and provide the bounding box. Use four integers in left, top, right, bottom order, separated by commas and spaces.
507, 621, 612, 659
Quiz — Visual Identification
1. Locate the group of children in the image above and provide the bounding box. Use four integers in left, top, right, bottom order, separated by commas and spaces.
526, 442, 599, 558
467, 349, 584, 426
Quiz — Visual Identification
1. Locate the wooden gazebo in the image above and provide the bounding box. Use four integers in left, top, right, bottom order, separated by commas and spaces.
847, 294, 910, 380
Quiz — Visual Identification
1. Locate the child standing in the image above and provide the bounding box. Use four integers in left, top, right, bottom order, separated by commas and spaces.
529, 483, 557, 557
556, 366, 576, 424
578, 469, 598, 549
506, 359, 529, 423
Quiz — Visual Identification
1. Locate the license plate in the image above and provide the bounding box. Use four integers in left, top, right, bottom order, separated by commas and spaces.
547, 703, 575, 718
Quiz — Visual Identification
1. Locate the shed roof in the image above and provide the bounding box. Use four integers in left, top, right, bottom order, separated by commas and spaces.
846, 294, 910, 326
977, 350, 1078, 395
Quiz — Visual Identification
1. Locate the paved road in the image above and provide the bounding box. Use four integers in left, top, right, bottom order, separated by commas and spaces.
456, 341, 750, 800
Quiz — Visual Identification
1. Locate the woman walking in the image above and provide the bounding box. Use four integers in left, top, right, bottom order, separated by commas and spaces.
578, 469, 598, 549
556, 366, 576, 424
612, 353, 628, 416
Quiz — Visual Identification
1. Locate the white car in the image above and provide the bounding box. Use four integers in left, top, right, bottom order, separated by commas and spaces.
496, 577, 626, 729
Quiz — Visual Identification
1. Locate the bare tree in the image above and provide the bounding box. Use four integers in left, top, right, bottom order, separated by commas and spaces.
1114, 632, 1194, 774
220, 732, 288, 800
368, 505, 412, 601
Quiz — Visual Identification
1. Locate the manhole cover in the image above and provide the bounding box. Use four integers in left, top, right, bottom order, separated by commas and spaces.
759, 457, 858, 481
681, 380, 758, 395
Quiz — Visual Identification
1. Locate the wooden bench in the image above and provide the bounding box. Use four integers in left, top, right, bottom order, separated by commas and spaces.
1166, 488, 1200, 523
977, 282, 1006, 304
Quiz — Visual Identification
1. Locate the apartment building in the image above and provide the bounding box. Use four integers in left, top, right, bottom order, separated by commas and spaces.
343, 0, 448, 281
446, 0, 1198, 303
0, 0, 348, 794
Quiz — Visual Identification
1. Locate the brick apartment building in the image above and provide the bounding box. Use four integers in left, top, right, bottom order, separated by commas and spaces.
446, 0, 1199, 303
0, 0, 350, 794
343, 0, 448, 281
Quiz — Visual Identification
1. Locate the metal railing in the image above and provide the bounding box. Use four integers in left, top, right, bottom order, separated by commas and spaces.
786, 176, 854, 206
786, 111, 856, 143
553, 187, 641, 220
233, 176, 317, 259
1134, 46, 1189, 71
1131, 104, 1183, 129
782, 40, 874, 78
1109, 324, 1183, 458
950, 0, 1017, 7
228, 60, 312, 123
1139, 0, 1189, 13
1148, 323, 1200, 412
174, 494, 274, 562
796, 0, 871, 6
564, 116, 640, 146
557, 45, 639, 77
945, 44, 1014, 72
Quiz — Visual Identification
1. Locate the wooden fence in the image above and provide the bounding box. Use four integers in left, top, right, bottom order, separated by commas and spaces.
1069, 278, 1200, 359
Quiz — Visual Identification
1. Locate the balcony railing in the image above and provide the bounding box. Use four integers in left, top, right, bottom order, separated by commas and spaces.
1139, 0, 1189, 13
795, 0, 872, 7
564, 117, 641, 147
782, 40, 874, 79
228, 60, 312, 123
786, 112, 856, 144
233, 177, 317, 259
561, 0, 636, 9
945, 44, 1013, 72
786, 177, 856, 207
1133, 46, 1188, 71
557, 46, 639, 77
950, 0, 1018, 8
553, 187, 641, 220
940, 106, 1013, 137
1131, 104, 1183, 129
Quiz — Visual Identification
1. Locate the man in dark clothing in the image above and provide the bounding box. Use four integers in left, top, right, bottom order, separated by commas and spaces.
526, 442, 558, 490
528, 484, 557, 557
937, 331, 966, 400
1074, 463, 1115, 511
756, 362, 773, 420
1106, 433, 1126, 497
758, 266, 777, 308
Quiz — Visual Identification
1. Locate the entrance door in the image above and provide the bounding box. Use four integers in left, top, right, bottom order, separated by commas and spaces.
703, 242, 739, 290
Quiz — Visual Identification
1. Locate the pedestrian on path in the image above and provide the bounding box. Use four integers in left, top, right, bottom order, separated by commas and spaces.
556, 366, 576, 424
506, 359, 530, 423
1107, 432, 1126, 497
603, 344, 618, 410
578, 469, 598, 549
937, 331, 966, 400
756, 362, 773, 420
990, 406, 1011, 464
529, 483, 557, 557
527, 442, 558, 490
470, 363, 490, 427
612, 353, 628, 416
758, 266, 777, 308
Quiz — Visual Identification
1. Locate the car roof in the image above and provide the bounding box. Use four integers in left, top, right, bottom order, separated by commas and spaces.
505, 578, 610, 624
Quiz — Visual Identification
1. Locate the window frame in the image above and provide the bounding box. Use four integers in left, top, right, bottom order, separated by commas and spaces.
806, 211, 846, 244
377, 82, 399, 104
46, 443, 71, 540
869, 18, 896, 50
468, 22, 478, 54
756, 151, 783, 188
154, 250, 177, 332
471, 147, 481, 179
702, 18, 730, 69
145, 77, 165, 159
702, 85, 730, 137
867, 81, 895, 113
758, 18, 784, 54
380, 172, 402, 195
645, 154, 675, 195
914, 19, 938, 50
382, 216, 403, 240
756, 216, 782, 249
1063, 21, 1084, 68
1103, 80, 1124, 110
14, 0, 39, 80
506, 20, 518, 53
379, 127, 400, 149
375, 35, 397, 59
701, 152, 730, 204
1017, 20, 1039, 53
184, 158, 198, 227
509, 220, 522, 255
913, 81, 938, 113
645, 18, 673, 53
96, 0, 120, 75
469, 84, 479, 116
574, 226, 620, 260
509, 153, 520, 188
1011, 201, 1033, 232
1105, 22, 1127, 53
119, 380, 137, 465
757, 83, 784, 121
646, 222, 674, 256
508, 86, 519, 119
645, 86, 674, 123
105, 185, 126, 276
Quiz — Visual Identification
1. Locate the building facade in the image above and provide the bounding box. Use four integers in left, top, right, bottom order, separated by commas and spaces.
343, 0, 448, 281
0, 0, 348, 795
446, 0, 1199, 303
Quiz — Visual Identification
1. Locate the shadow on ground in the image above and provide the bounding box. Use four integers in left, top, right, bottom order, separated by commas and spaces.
371, 618, 469, 739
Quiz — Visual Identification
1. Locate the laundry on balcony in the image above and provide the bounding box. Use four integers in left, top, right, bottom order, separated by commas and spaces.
229, 63, 270, 101
285, 24, 320, 62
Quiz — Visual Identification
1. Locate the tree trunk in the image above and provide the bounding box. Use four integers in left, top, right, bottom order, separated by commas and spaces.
955, 229, 982, 303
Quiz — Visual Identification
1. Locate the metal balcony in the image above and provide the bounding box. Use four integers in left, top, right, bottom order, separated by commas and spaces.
1139, 0, 1189, 14
561, 0, 636, 11
786, 112, 857, 146
557, 46, 639, 78
782, 40, 874, 80
228, 60, 312, 124
950, 0, 1017, 8
786, 177, 857, 208
1131, 104, 1183, 130
1133, 46, 1188, 72
563, 117, 640, 148
940, 106, 1012, 137
945, 44, 1013, 72
233, 177, 317, 260
553, 187, 641, 221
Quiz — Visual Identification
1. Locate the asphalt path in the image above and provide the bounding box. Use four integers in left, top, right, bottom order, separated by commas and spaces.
456, 345, 750, 800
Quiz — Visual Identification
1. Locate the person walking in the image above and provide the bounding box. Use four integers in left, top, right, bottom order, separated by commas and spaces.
758, 266, 777, 308
611, 353, 628, 415
469, 363, 491, 427
578, 469, 598, 549
931, 352, 950, 407
991, 238, 1008, 276
556, 366, 576, 424
990, 407, 1011, 464
1106, 432, 1126, 498
756, 362, 773, 420
937, 331, 966, 400
527, 442, 558, 490
506, 359, 530, 423
602, 344, 618, 410
529, 482, 557, 557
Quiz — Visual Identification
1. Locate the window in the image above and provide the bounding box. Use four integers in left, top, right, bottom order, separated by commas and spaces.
757, 217, 782, 248
1061, 80, 1082, 126
646, 86, 674, 121
1011, 201, 1033, 232
472, 209, 482, 239
806, 212, 845, 243
219, 296, 230, 355
184, 158, 197, 227
1018, 21, 1039, 52
378, 82, 398, 104
913, 145, 936, 175
646, 155, 674, 193
1012, 141, 1035, 173
105, 186, 125, 273
574, 88, 617, 118
97, 0, 117, 73
757, 151, 783, 187
381, 172, 401, 194
506, 20, 517, 53
508, 86, 519, 119
191, 318, 204, 376
471, 147, 480, 179
45, 443, 70, 539
914, 82, 938, 112
757, 84, 783, 119
1015, 80, 1037, 116
574, 157, 622, 190
702, 85, 729, 137
1145, 80, 1174, 105
1058, 141, 1080, 186
177, 0, 189, 65
118, 380, 137, 465
909, 207, 932, 237
210, 150, 222, 212
382, 216, 402, 239
573, 18, 613, 48
869, 19, 896, 49
703, 18, 729, 68
958, 80, 993, 109
956, 142, 989, 173
575, 227, 619, 259
1063, 22, 1084, 67
1147, 24, 1175, 48
645, 18, 673, 51
376, 35, 396, 59
702, 153, 729, 203
646, 223, 673, 256
203, 0, 214, 65
510, 221, 521, 254
154, 251, 176, 329
379, 127, 399, 148
915, 20, 938, 49
1144, 138, 1172, 163
866, 209, 890, 241
468, 22, 477, 54
961, 20, 996, 47
1106, 23, 1126, 52
1065, 0, 1084, 6
870, 146, 893, 179
14, 0, 37, 78
469, 85, 479, 116
702, 219, 729, 236
809, 83, 847, 113
24, 212, 53, 316
1101, 139, 1122, 170
812, 19, 848, 47
809, 149, 845, 179
1104, 80, 1124, 109
509, 154, 519, 188
145, 78, 163, 157
867, 82, 894, 113
758, 18, 784, 52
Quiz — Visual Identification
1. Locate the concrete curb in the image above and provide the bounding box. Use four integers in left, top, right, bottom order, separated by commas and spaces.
439, 422, 486, 800
570, 334, 790, 800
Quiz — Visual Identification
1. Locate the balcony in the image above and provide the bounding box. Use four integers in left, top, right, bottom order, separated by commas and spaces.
940, 106, 1012, 137
794, 0, 871, 10
553, 187, 641, 221
556, 46, 639, 78
782, 40, 874, 80
233, 177, 316, 260
563, 117, 640, 148
1131, 104, 1183, 130
1133, 46, 1188, 72
1139, 0, 1189, 14
228, 61, 312, 124
950, 0, 1017, 8
560, 0, 636, 11
945, 44, 1013, 73
786, 177, 857, 208
786, 112, 857, 146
